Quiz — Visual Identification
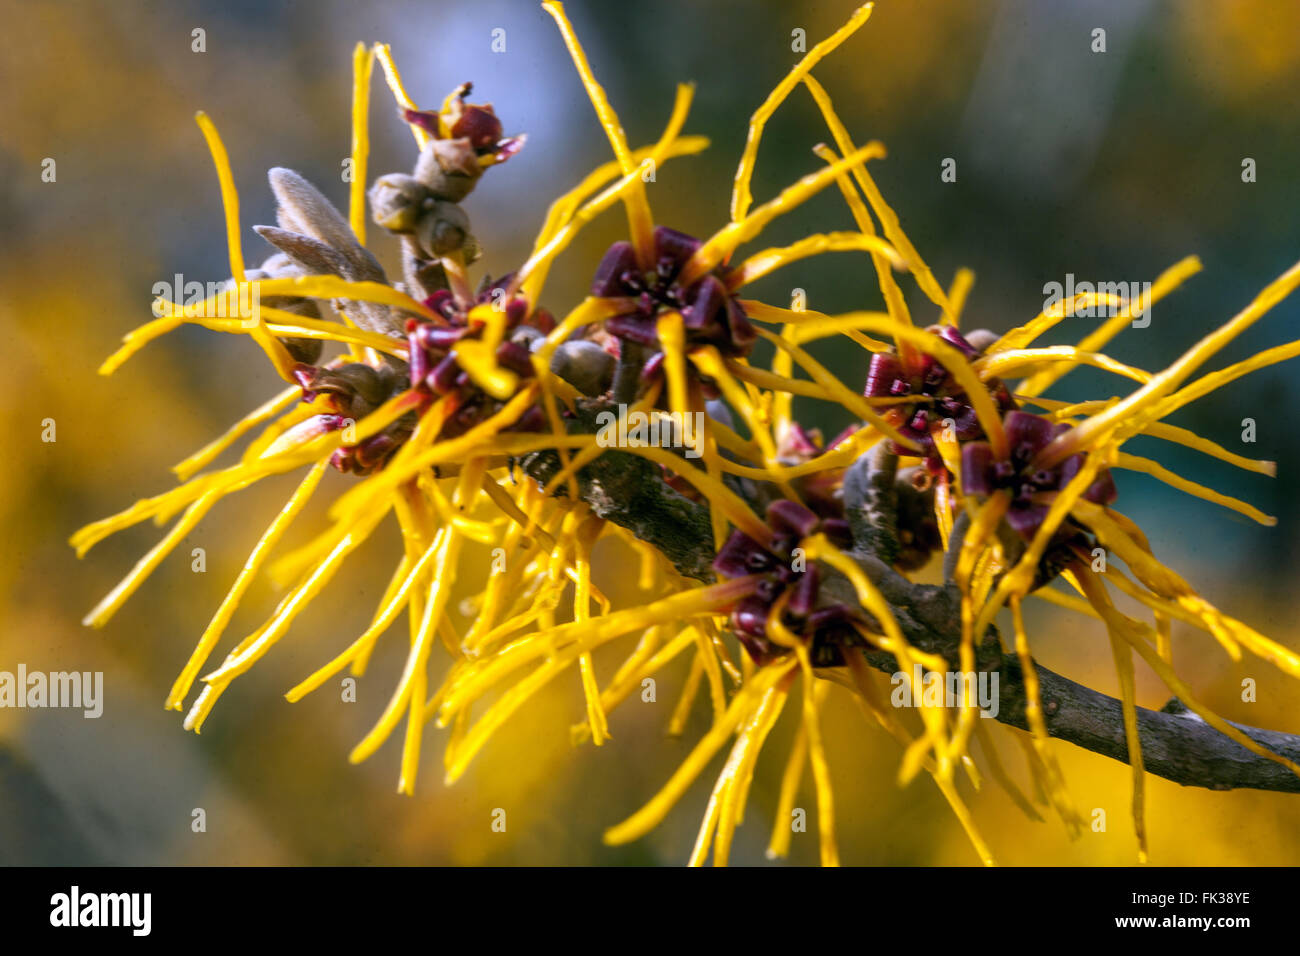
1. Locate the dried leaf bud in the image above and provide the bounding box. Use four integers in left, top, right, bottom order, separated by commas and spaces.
369, 174, 432, 234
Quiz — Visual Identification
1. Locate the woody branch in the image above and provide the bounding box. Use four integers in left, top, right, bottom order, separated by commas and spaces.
521, 413, 1300, 796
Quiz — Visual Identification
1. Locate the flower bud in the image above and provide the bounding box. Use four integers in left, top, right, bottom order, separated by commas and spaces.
415, 201, 471, 258
450, 104, 504, 150
549, 340, 614, 396
369, 174, 431, 234
963, 328, 1000, 354
413, 139, 483, 202
509, 325, 545, 352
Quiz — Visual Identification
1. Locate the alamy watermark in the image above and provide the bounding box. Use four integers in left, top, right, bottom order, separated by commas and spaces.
595, 404, 705, 459
1043, 273, 1152, 328
152, 274, 260, 326
891, 665, 999, 718
0, 665, 103, 718
50, 886, 150, 936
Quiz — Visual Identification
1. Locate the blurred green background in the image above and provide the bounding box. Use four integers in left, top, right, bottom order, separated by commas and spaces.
3, 0, 1300, 865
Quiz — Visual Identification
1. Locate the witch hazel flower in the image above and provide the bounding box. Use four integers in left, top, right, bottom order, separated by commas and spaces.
402, 277, 556, 438
713, 500, 857, 667
961, 409, 1117, 585
402, 82, 527, 169
592, 226, 758, 398
962, 410, 1117, 532
287, 361, 412, 474
864, 325, 1016, 459
74, 1, 1300, 872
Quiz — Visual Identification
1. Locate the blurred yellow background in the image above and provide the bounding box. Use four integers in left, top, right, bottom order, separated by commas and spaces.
3, 0, 1300, 865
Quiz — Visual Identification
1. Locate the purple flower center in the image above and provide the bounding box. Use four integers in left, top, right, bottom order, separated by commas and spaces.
591, 226, 756, 359
712, 500, 858, 665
